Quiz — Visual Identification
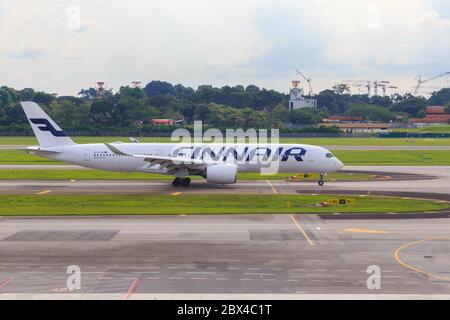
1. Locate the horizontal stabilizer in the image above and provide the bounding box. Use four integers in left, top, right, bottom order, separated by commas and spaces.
23, 146, 61, 154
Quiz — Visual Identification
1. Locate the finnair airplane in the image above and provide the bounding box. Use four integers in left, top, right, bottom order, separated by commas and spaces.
20, 102, 344, 187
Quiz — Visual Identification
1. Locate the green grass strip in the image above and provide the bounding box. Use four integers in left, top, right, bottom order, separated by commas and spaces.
0, 194, 447, 216
333, 150, 450, 165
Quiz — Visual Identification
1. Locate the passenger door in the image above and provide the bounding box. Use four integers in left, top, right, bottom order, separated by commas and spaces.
307, 149, 315, 162
84, 149, 91, 161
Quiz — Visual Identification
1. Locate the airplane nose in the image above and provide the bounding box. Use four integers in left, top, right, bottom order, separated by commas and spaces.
335, 159, 344, 169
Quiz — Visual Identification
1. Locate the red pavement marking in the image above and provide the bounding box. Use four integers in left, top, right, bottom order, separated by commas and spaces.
0, 277, 11, 289
122, 278, 140, 300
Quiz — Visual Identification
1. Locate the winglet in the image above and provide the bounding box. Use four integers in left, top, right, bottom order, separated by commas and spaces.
105, 143, 129, 156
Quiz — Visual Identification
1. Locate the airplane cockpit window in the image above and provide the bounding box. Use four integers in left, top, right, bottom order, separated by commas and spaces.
325, 153, 334, 158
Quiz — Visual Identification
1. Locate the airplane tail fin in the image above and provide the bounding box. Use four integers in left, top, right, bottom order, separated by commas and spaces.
20, 101, 76, 147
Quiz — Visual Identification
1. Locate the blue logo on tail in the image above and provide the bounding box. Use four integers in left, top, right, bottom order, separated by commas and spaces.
29, 118, 67, 137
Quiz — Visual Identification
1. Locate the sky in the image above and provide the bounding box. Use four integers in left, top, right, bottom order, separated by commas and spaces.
1, 0, 450, 96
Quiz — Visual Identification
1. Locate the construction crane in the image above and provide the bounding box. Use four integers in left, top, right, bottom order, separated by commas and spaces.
296, 69, 314, 96
373, 80, 390, 96
385, 85, 397, 96
342, 80, 395, 96
342, 80, 372, 96
414, 72, 450, 95
377, 83, 397, 97
332, 83, 351, 95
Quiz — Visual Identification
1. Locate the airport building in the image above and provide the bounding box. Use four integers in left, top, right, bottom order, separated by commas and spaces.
322, 116, 364, 123
321, 122, 391, 133
151, 118, 184, 126
321, 115, 391, 133
410, 106, 450, 127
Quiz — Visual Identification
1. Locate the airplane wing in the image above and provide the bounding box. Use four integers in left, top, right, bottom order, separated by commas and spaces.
105, 143, 220, 173
131, 154, 211, 166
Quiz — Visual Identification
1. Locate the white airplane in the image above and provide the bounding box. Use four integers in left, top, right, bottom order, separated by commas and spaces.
20, 102, 344, 187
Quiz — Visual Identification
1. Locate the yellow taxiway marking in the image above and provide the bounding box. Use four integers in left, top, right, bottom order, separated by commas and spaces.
171, 192, 182, 196
266, 180, 278, 194
289, 214, 314, 246
36, 190, 51, 195
394, 236, 450, 281
342, 228, 389, 234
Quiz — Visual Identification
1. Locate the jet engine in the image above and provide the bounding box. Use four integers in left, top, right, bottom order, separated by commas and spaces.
206, 164, 237, 184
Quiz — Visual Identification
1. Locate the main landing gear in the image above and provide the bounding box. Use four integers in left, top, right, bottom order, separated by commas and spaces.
172, 177, 191, 187
318, 173, 325, 186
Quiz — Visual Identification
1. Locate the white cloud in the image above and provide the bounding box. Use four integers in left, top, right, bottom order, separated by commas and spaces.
306, 1, 423, 67
0, 0, 449, 95
276, 0, 450, 93
416, 11, 450, 28
0, 0, 271, 94
156, 0, 269, 69
8, 45, 48, 59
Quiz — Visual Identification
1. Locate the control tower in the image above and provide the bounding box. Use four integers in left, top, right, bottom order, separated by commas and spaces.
289, 80, 317, 109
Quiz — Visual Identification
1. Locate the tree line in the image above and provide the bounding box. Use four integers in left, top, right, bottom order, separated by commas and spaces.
1, 80, 450, 136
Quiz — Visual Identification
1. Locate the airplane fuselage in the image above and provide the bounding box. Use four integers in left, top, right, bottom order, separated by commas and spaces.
32, 143, 343, 176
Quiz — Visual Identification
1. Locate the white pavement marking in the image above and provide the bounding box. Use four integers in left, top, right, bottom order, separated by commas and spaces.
266, 180, 278, 194
289, 215, 315, 246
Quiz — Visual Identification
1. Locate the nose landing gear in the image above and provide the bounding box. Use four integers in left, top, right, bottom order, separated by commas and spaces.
318, 173, 325, 186
172, 177, 191, 187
